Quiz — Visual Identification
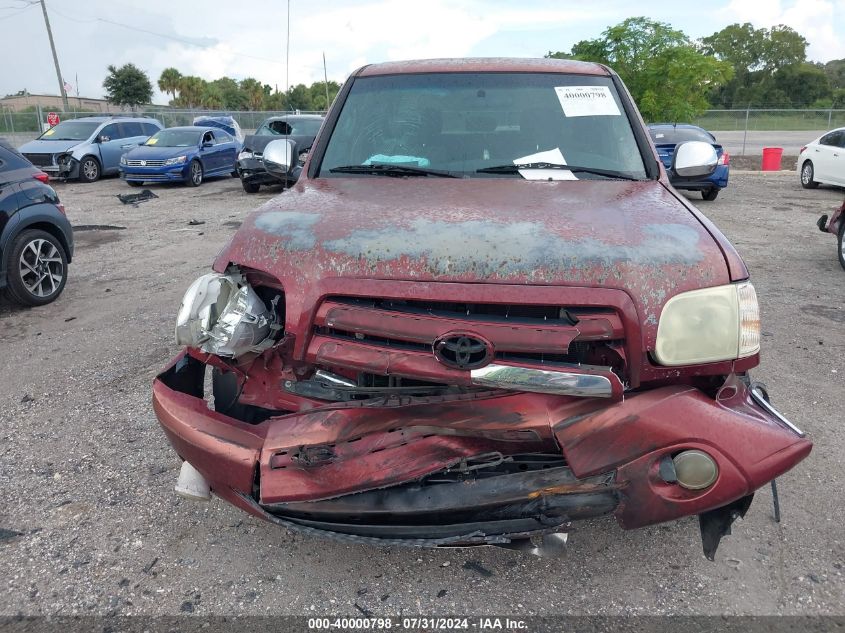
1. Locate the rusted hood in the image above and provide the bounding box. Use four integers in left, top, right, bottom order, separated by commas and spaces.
216, 177, 729, 312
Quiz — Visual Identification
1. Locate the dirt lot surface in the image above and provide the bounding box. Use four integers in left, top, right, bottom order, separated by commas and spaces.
1, 172, 843, 617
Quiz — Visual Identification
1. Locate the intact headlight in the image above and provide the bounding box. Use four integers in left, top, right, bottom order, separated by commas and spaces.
119, 155, 127, 165
164, 155, 187, 166
654, 282, 760, 366
238, 150, 253, 161
175, 269, 279, 358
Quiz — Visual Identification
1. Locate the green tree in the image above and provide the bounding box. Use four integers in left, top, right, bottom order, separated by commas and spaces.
102, 63, 153, 107
209, 77, 248, 110
175, 76, 206, 108
772, 63, 831, 107
200, 83, 224, 109
309, 80, 341, 110
824, 59, 845, 90
158, 67, 182, 102
701, 23, 809, 107
239, 78, 264, 110
548, 17, 732, 121
284, 83, 315, 111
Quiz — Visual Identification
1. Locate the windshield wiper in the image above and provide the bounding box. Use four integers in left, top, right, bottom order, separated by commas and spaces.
476, 162, 640, 181
330, 164, 459, 178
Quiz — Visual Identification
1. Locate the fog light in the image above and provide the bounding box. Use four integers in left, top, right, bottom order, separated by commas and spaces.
672, 450, 718, 490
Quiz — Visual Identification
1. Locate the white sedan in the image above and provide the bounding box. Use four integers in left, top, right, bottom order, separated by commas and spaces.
799, 127, 845, 188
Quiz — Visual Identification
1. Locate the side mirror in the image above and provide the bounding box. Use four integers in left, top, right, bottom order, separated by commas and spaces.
672, 141, 718, 178
97, 135, 110, 143
263, 139, 295, 179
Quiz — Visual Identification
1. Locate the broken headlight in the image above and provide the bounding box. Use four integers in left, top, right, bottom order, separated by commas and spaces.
175, 269, 280, 358
238, 150, 253, 161
654, 282, 760, 366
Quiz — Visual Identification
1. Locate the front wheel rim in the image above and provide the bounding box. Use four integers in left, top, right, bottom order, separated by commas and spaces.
83, 159, 98, 180
19, 238, 63, 298
191, 163, 201, 184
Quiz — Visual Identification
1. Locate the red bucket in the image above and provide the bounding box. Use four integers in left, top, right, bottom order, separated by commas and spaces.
761, 147, 783, 171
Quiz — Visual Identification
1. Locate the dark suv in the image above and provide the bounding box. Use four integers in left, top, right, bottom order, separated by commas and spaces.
0, 139, 73, 306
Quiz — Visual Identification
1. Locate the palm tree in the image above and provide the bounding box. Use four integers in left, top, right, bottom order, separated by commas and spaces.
177, 76, 206, 108
239, 78, 264, 110
158, 67, 182, 103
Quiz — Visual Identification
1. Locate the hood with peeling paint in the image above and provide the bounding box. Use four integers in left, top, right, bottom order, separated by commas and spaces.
215, 177, 730, 320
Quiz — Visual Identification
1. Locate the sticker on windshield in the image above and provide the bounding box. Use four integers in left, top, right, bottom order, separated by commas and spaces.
43, 129, 55, 136
146, 138, 158, 145
555, 86, 621, 117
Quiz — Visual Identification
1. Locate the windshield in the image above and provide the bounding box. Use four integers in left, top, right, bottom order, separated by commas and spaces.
318, 73, 647, 179
257, 118, 323, 136
649, 126, 715, 145
145, 129, 202, 147
37, 120, 99, 141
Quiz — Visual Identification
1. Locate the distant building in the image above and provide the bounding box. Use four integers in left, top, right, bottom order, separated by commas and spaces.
0, 93, 115, 112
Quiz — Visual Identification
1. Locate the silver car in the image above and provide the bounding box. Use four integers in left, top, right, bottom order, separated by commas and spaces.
18, 116, 163, 182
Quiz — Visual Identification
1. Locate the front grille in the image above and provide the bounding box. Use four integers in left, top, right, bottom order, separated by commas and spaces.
313, 296, 627, 373
125, 159, 166, 167
23, 153, 53, 167
124, 173, 170, 180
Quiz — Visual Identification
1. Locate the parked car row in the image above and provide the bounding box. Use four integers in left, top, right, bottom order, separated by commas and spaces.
16, 114, 326, 192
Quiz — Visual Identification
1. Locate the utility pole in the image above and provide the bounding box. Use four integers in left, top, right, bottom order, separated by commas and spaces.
39, 0, 69, 110
323, 52, 330, 109
286, 0, 291, 107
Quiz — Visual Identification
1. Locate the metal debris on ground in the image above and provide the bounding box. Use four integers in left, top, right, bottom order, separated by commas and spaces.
116, 189, 159, 206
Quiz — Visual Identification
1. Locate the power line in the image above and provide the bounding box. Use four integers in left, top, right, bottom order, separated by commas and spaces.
46, 3, 325, 73
0, 2, 36, 20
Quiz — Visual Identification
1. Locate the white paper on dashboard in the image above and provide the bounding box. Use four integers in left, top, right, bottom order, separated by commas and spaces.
513, 147, 577, 180
555, 86, 621, 117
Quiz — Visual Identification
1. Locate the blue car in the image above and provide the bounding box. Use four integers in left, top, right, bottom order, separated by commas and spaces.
648, 124, 729, 201
119, 126, 240, 187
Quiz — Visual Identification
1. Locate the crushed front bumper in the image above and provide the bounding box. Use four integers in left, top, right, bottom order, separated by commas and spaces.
152, 352, 811, 552
237, 157, 300, 186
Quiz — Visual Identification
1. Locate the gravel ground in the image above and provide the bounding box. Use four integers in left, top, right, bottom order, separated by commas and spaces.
0, 171, 843, 617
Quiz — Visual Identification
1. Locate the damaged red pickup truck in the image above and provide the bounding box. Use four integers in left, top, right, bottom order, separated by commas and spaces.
152, 58, 811, 559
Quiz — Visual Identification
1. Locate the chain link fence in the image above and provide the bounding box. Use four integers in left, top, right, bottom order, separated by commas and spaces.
0, 107, 327, 146
692, 109, 845, 133
2, 106, 844, 152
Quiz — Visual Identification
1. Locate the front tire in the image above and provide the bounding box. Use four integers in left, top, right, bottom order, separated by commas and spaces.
185, 160, 203, 187
241, 179, 260, 194
838, 220, 845, 271
4, 229, 68, 306
702, 188, 719, 201
801, 161, 819, 189
78, 156, 101, 183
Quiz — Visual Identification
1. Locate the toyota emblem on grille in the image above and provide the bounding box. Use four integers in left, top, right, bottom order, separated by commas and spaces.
433, 332, 493, 370
140, 160, 147, 166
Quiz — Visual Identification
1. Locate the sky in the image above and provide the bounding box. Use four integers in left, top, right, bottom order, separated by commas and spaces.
0, 0, 843, 105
